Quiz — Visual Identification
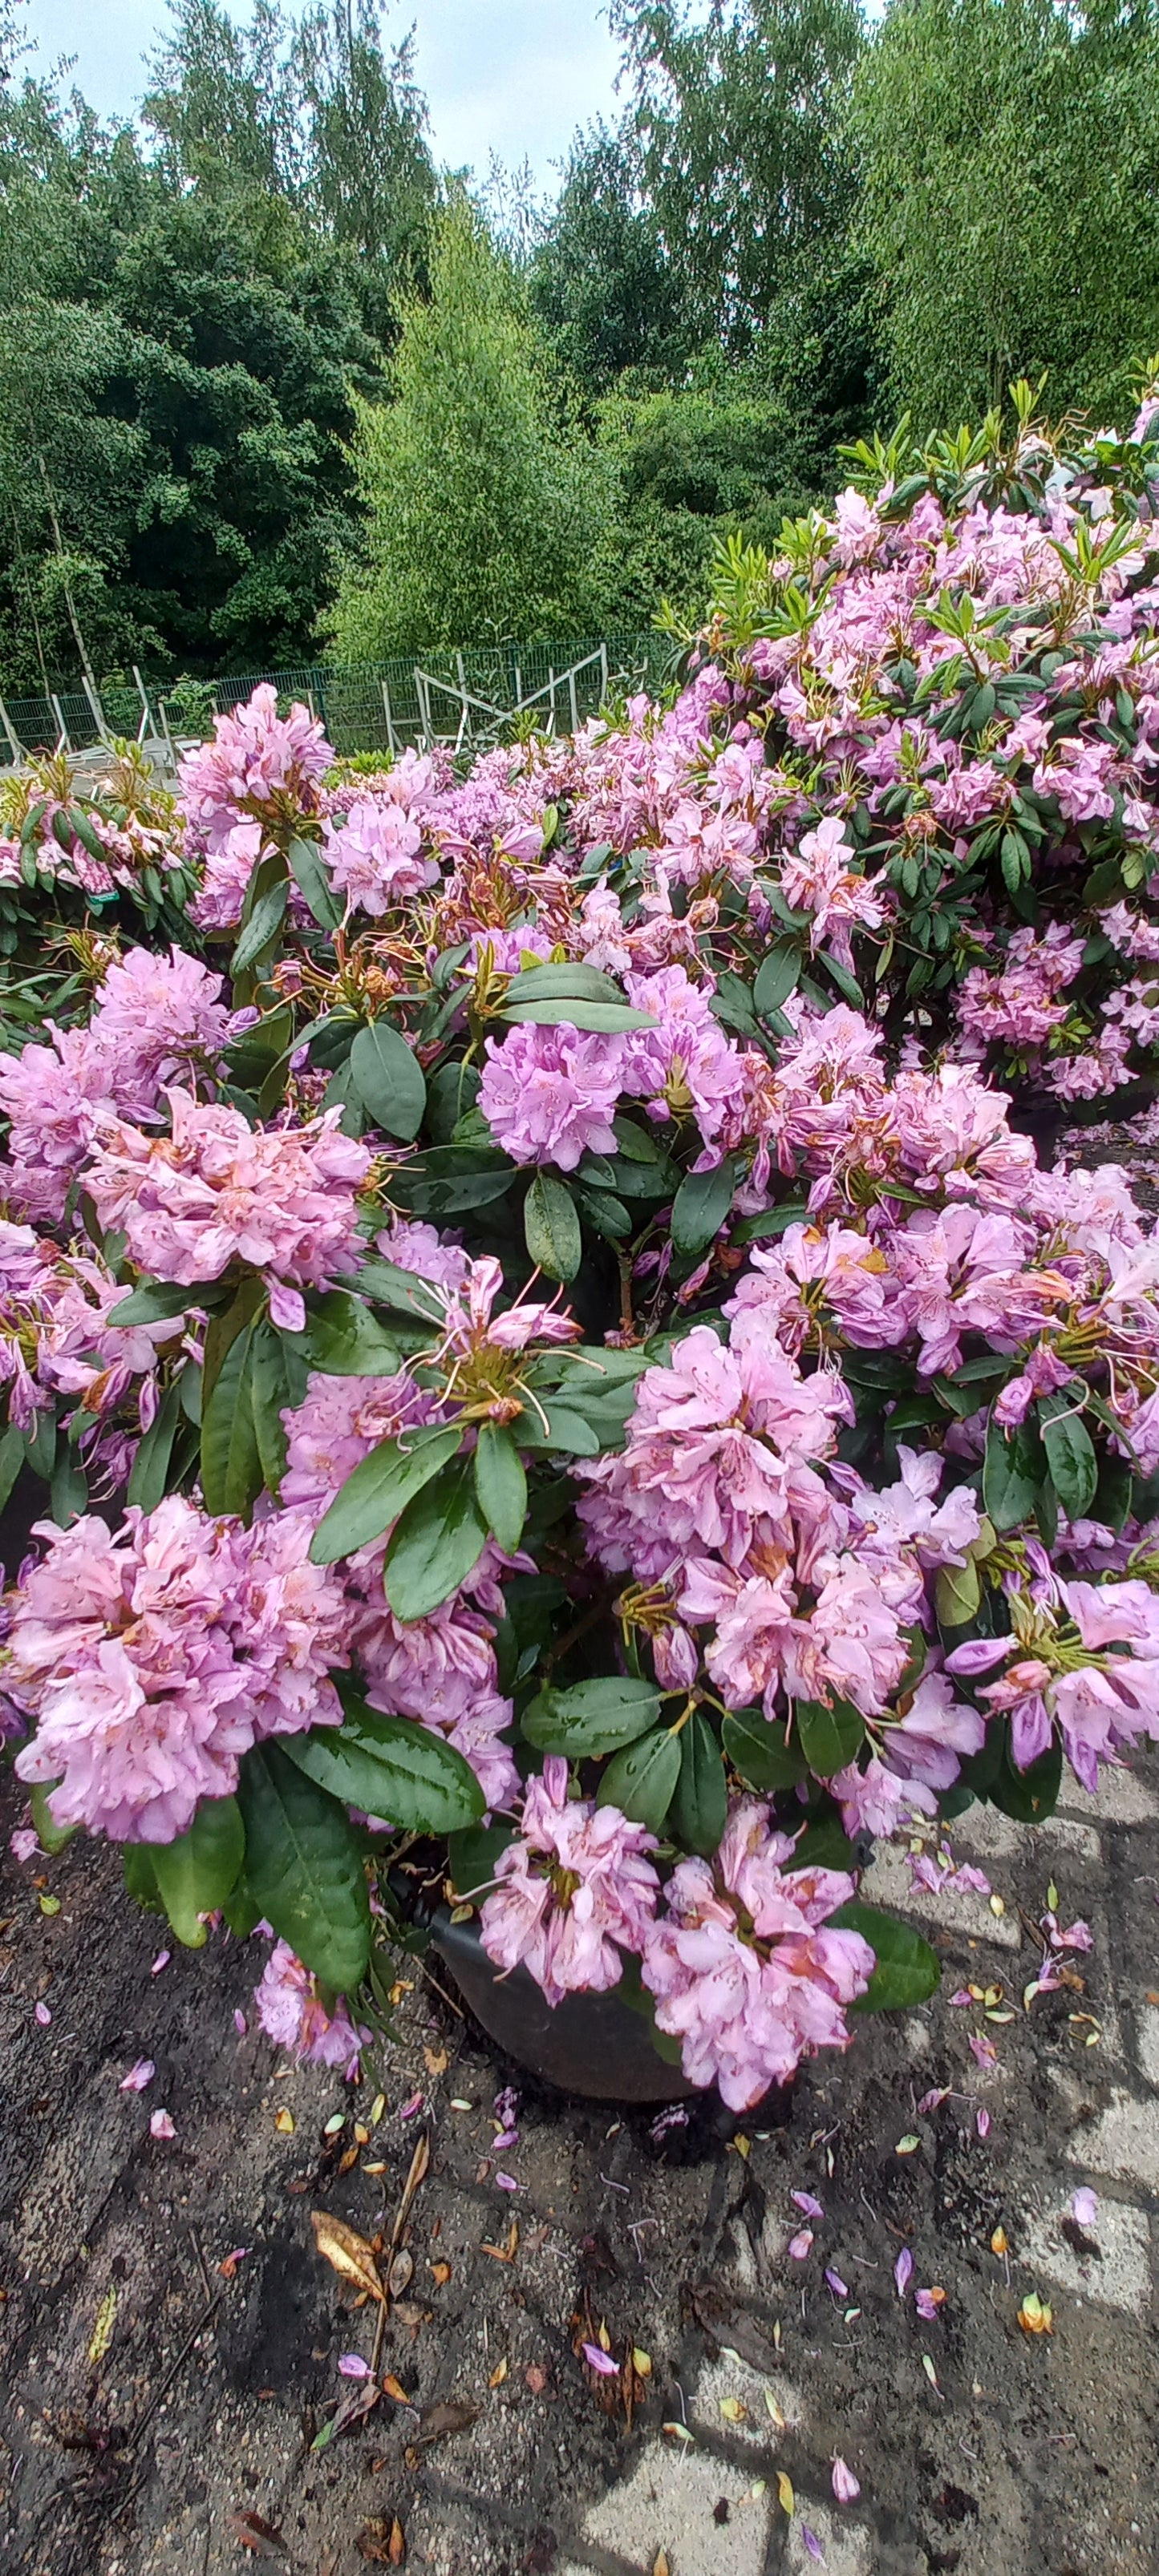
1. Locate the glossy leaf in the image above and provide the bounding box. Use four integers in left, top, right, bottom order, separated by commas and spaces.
983, 1415, 1044, 1532
298, 1290, 401, 1377
671, 1161, 733, 1258
522, 1675, 663, 1757
669, 1709, 727, 1857
596, 1726, 681, 1830
128, 1379, 182, 1510
796, 1696, 865, 1777
200, 1321, 262, 1517
524, 1171, 582, 1281
238, 1742, 370, 1991
283, 1695, 484, 1834
310, 1424, 464, 1563
232, 876, 288, 974
721, 1707, 809, 1791
1037, 1393, 1098, 1520
829, 1902, 942, 2012
383, 1454, 488, 1620
473, 1420, 527, 1553
288, 832, 342, 930
152, 1794, 245, 1947
350, 1018, 427, 1140
754, 940, 802, 1018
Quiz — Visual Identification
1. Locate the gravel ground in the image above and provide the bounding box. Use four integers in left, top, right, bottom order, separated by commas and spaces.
2, 1746, 1157, 2576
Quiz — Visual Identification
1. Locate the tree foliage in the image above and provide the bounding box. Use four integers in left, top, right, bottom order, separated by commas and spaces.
852, 0, 1159, 426
330, 200, 614, 658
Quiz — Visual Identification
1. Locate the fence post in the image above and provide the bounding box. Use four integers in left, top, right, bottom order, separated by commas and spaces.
132, 666, 153, 743
548, 667, 557, 735
599, 643, 609, 704
50, 694, 71, 754
568, 665, 579, 732
82, 676, 110, 746
0, 696, 23, 764
381, 677, 398, 755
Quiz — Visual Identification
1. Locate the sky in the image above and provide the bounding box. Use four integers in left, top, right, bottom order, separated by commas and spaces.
20, 0, 624, 191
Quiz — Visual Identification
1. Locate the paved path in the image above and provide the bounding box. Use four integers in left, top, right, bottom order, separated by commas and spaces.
1, 1757, 1157, 2576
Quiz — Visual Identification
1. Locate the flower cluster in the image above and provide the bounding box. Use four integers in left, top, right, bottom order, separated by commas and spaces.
85, 1090, 371, 1294
10, 1497, 346, 1841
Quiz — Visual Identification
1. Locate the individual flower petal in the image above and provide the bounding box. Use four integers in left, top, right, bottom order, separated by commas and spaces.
788, 2230, 815, 2260
338, 2353, 371, 2379
831, 2456, 861, 2503
149, 2109, 176, 2140
894, 2248, 914, 2298
1071, 2187, 1099, 2229
824, 2267, 849, 2298
582, 2342, 620, 2377
792, 2190, 825, 2218
34, 2000, 51, 2027
120, 2056, 155, 2092
151, 1950, 171, 1974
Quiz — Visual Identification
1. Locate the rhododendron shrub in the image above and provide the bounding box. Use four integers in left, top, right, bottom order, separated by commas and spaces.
6, 397, 1159, 2109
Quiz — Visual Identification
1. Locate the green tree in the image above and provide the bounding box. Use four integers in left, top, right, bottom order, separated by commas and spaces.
852, 0, 1159, 426
329, 200, 614, 657
610, 0, 865, 351
529, 119, 693, 399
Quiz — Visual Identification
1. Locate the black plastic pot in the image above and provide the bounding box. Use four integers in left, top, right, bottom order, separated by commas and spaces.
430, 1909, 696, 2105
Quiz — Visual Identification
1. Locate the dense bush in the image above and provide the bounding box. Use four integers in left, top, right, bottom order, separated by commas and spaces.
5, 392, 1159, 2109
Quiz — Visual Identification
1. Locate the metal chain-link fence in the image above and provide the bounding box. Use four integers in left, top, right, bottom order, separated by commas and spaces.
0, 637, 671, 768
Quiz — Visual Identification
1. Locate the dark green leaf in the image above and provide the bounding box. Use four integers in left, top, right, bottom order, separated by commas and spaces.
152, 1794, 245, 1947
298, 1290, 402, 1377
983, 1415, 1044, 1532
288, 832, 342, 931
669, 1710, 727, 1858
722, 1707, 809, 1790
200, 1322, 262, 1517
522, 1674, 663, 1757
473, 1421, 527, 1553
671, 1160, 733, 1258
789, 1814, 857, 1872
518, 1400, 601, 1455
232, 877, 288, 974
754, 941, 802, 1017
447, 1820, 514, 1901
829, 1902, 942, 2012
238, 1742, 370, 1990
1037, 1394, 1098, 1520
350, 1020, 427, 1141
49, 1447, 87, 1529
501, 963, 625, 1005
817, 948, 863, 1006
128, 1380, 182, 1510
249, 1320, 296, 1494
108, 1280, 196, 1327
989, 1732, 1062, 1823
0, 1419, 25, 1513
348, 1256, 443, 1323
597, 1725, 681, 1830
796, 1697, 865, 1777
383, 1454, 488, 1621
29, 1781, 77, 1854
524, 1171, 581, 1281
283, 1695, 484, 1834
499, 998, 656, 1032
310, 1424, 464, 1563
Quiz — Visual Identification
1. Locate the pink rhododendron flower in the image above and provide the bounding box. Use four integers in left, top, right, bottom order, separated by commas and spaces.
179, 685, 331, 853
478, 1020, 625, 1170
253, 1938, 371, 2078
322, 799, 437, 915
85, 1089, 371, 1292
11, 1499, 346, 1842
479, 1757, 659, 2006
639, 1798, 874, 2109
